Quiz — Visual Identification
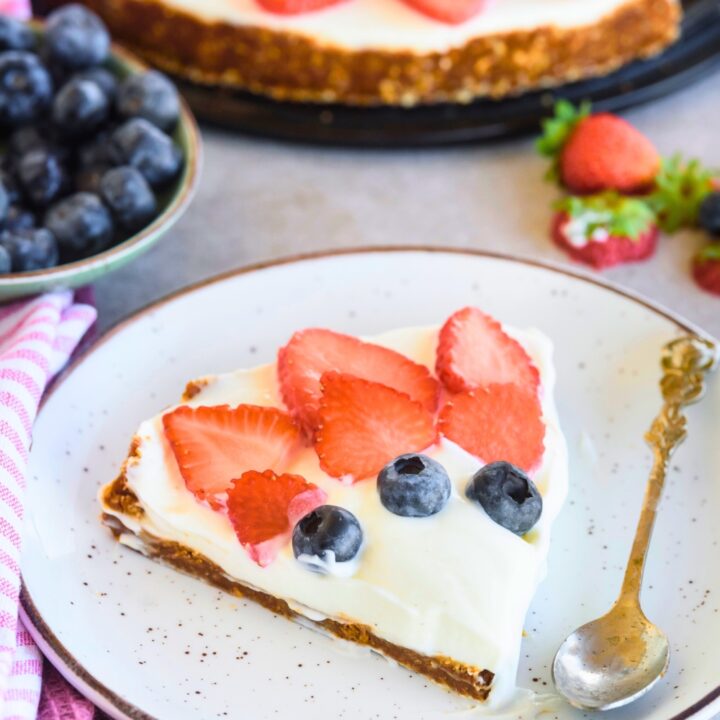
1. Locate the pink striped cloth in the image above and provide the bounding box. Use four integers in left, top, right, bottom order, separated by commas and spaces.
0, 292, 97, 720
1, 3, 99, 718
0, 0, 30, 20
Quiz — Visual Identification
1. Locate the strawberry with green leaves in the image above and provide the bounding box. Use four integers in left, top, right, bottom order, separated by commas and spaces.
551, 192, 659, 269
537, 100, 661, 194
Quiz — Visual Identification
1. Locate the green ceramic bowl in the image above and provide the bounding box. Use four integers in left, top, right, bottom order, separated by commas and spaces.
0, 32, 202, 301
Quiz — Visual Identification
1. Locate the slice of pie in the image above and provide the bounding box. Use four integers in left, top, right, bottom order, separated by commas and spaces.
41, 0, 680, 105
101, 307, 568, 704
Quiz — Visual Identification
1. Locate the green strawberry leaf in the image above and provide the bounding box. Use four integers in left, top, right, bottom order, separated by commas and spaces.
698, 243, 720, 263
555, 192, 656, 242
644, 155, 719, 233
536, 100, 591, 182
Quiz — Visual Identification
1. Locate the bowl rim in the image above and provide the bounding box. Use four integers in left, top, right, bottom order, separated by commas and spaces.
0, 33, 202, 287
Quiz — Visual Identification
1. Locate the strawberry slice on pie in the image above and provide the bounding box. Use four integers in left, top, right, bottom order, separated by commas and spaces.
436, 306, 540, 395
256, 0, 348, 14
315, 371, 437, 482
162, 404, 301, 502
278, 328, 439, 437
438, 383, 545, 472
400, 0, 490, 24
227, 469, 326, 566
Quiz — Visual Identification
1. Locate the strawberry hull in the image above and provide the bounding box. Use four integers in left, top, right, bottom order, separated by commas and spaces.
551, 212, 659, 270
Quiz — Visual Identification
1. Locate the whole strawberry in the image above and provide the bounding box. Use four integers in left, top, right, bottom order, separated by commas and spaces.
551, 193, 659, 269
538, 101, 660, 194
692, 246, 720, 296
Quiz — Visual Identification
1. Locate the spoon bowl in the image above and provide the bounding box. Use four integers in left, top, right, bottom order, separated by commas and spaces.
552, 602, 670, 711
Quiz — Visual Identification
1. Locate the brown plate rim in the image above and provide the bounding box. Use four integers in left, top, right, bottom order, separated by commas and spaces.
18, 246, 720, 720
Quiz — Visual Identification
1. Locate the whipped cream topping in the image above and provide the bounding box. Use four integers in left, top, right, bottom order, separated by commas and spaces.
161, 0, 643, 52
103, 324, 568, 709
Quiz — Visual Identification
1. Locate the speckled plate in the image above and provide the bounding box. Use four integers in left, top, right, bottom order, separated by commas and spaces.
19, 248, 720, 720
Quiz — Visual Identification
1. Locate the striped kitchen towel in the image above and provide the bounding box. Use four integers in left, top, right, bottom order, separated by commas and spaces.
0, 0, 30, 20
0, 292, 97, 720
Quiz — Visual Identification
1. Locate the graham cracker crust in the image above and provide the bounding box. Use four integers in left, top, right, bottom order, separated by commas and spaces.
101, 474, 494, 700
42, 0, 679, 106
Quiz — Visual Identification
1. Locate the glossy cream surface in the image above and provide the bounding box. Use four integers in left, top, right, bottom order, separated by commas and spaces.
103, 324, 568, 707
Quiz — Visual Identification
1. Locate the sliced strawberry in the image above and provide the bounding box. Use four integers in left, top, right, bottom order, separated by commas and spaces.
278, 328, 438, 436
315, 372, 437, 482
438, 384, 545, 472
257, 0, 347, 14
436, 307, 540, 396
227, 470, 327, 567
401, 0, 489, 24
162, 404, 301, 502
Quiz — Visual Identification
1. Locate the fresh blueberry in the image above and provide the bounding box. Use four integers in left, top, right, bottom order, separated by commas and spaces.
110, 118, 182, 188
0, 51, 53, 126
75, 163, 112, 194
52, 78, 109, 137
99, 166, 156, 232
0, 181, 8, 225
116, 70, 179, 132
45, 192, 113, 254
45, 4, 110, 70
0, 227, 58, 271
77, 131, 114, 169
377, 454, 451, 518
5, 205, 35, 232
73, 67, 117, 103
466, 461, 542, 535
18, 149, 67, 207
0, 168, 20, 206
8, 125, 48, 161
699, 192, 720, 237
0, 243, 10, 274
292, 505, 363, 570
0, 16, 35, 52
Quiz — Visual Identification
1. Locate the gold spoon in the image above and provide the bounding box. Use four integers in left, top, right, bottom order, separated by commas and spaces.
552, 335, 718, 711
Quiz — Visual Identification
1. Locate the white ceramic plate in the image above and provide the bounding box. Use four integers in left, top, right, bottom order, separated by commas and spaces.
20, 249, 720, 720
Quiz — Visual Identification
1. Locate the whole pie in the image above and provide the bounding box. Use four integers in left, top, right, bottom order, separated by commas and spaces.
43, 0, 680, 105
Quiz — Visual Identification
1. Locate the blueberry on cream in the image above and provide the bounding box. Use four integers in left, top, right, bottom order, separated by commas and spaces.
467, 461, 543, 535
378, 453, 451, 518
292, 505, 363, 576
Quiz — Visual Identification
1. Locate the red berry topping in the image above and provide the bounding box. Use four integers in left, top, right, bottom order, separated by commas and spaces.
438, 384, 545, 472
693, 252, 720, 296
538, 102, 659, 194
162, 404, 301, 502
436, 307, 539, 395
551, 209, 659, 270
400, 0, 489, 23
227, 470, 326, 567
315, 372, 437, 482
560, 114, 660, 195
278, 328, 438, 436
256, 0, 347, 14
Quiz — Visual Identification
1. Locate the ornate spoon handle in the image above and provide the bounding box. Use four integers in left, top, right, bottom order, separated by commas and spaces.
618, 336, 718, 605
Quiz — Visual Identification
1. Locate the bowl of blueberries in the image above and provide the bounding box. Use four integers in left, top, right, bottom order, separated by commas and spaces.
0, 4, 201, 300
